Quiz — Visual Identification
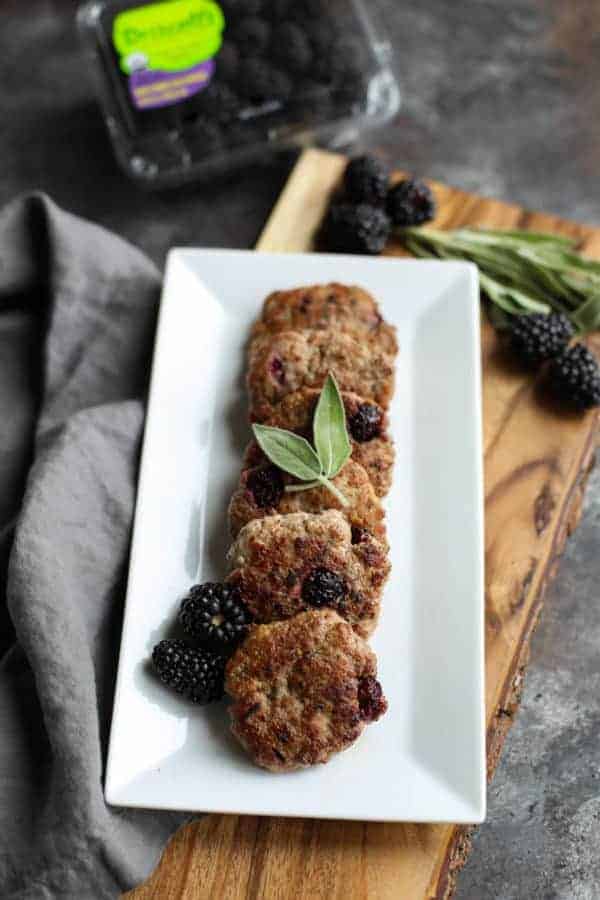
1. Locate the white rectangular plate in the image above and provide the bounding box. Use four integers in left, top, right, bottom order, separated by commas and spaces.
105, 250, 485, 824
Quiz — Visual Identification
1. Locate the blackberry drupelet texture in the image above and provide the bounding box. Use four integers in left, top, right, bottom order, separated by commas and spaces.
348, 402, 384, 442
179, 583, 252, 652
387, 178, 436, 227
233, 16, 271, 57
358, 676, 387, 722
546, 344, 600, 411
151, 639, 225, 704
246, 464, 285, 508
302, 568, 347, 608
271, 23, 312, 74
507, 313, 574, 366
324, 203, 391, 255
196, 83, 240, 124
239, 59, 292, 103
344, 155, 390, 207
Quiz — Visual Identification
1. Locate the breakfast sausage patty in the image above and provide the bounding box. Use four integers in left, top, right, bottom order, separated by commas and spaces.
227, 510, 390, 638
226, 609, 388, 772
250, 283, 398, 356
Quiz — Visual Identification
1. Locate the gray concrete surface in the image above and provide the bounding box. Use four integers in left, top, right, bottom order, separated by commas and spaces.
1, 1, 599, 896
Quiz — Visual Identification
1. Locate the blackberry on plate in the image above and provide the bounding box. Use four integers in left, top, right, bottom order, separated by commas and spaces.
151, 639, 225, 704
507, 313, 574, 366
387, 177, 436, 227
545, 343, 600, 411
271, 23, 312, 74
348, 402, 383, 442
351, 525, 370, 545
239, 59, 292, 103
233, 16, 271, 57
344, 155, 389, 207
179, 582, 252, 652
247, 464, 285, 508
358, 676, 387, 722
302, 567, 347, 608
323, 203, 391, 255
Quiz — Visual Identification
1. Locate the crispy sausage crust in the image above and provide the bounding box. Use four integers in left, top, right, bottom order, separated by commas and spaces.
227, 510, 390, 638
226, 610, 388, 772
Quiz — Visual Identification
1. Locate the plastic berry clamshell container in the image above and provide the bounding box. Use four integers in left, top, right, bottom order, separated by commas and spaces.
77, 0, 400, 188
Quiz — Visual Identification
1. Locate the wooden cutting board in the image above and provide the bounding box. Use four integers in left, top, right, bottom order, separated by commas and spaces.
127, 148, 600, 900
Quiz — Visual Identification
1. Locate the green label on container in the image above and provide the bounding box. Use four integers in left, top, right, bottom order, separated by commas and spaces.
113, 0, 225, 75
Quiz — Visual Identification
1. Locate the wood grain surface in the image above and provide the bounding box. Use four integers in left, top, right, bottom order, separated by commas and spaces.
126, 149, 600, 900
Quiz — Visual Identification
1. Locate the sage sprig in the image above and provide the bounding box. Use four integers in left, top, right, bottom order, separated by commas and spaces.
252, 374, 351, 506
400, 226, 600, 334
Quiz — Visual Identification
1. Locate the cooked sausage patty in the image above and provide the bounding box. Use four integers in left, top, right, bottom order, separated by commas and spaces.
226, 609, 388, 771
227, 510, 390, 637
250, 283, 398, 356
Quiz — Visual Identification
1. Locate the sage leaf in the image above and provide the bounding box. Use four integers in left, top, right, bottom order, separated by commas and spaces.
571, 293, 600, 335
252, 425, 322, 482
313, 374, 351, 479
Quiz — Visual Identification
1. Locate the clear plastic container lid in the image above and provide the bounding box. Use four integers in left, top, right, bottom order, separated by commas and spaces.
78, 0, 400, 187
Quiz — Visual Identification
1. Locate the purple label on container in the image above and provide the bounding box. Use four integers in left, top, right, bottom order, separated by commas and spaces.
129, 59, 215, 110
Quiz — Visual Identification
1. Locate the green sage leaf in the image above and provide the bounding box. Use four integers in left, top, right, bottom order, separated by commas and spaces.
252, 424, 322, 482
571, 293, 600, 335
313, 374, 351, 479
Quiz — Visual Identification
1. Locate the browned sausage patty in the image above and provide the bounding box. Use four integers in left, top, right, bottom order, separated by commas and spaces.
227, 510, 390, 638
250, 283, 398, 356
227, 458, 387, 546
245, 386, 395, 497
247, 328, 396, 421
226, 609, 388, 771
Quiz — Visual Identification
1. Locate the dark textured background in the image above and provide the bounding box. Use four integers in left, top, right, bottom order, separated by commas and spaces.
2, 1, 599, 897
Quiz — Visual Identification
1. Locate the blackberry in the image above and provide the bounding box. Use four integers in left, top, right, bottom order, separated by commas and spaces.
196, 83, 240, 124
305, 21, 334, 57
387, 178, 436, 227
239, 59, 292, 104
358, 676, 387, 722
302, 567, 347, 608
333, 72, 368, 112
348, 403, 383, 442
151, 639, 225, 704
545, 344, 600, 411
506, 313, 574, 367
179, 583, 251, 652
247, 464, 285, 508
185, 117, 223, 150
323, 203, 391, 255
233, 16, 271, 57
344, 155, 389, 207
294, 80, 331, 118
221, 0, 263, 17
351, 525, 369, 545
271, 23, 312, 74
296, 0, 325, 17
217, 41, 240, 83
314, 36, 365, 84
269, 0, 294, 20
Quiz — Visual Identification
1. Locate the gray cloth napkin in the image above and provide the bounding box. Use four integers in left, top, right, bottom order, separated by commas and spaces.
0, 195, 188, 899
